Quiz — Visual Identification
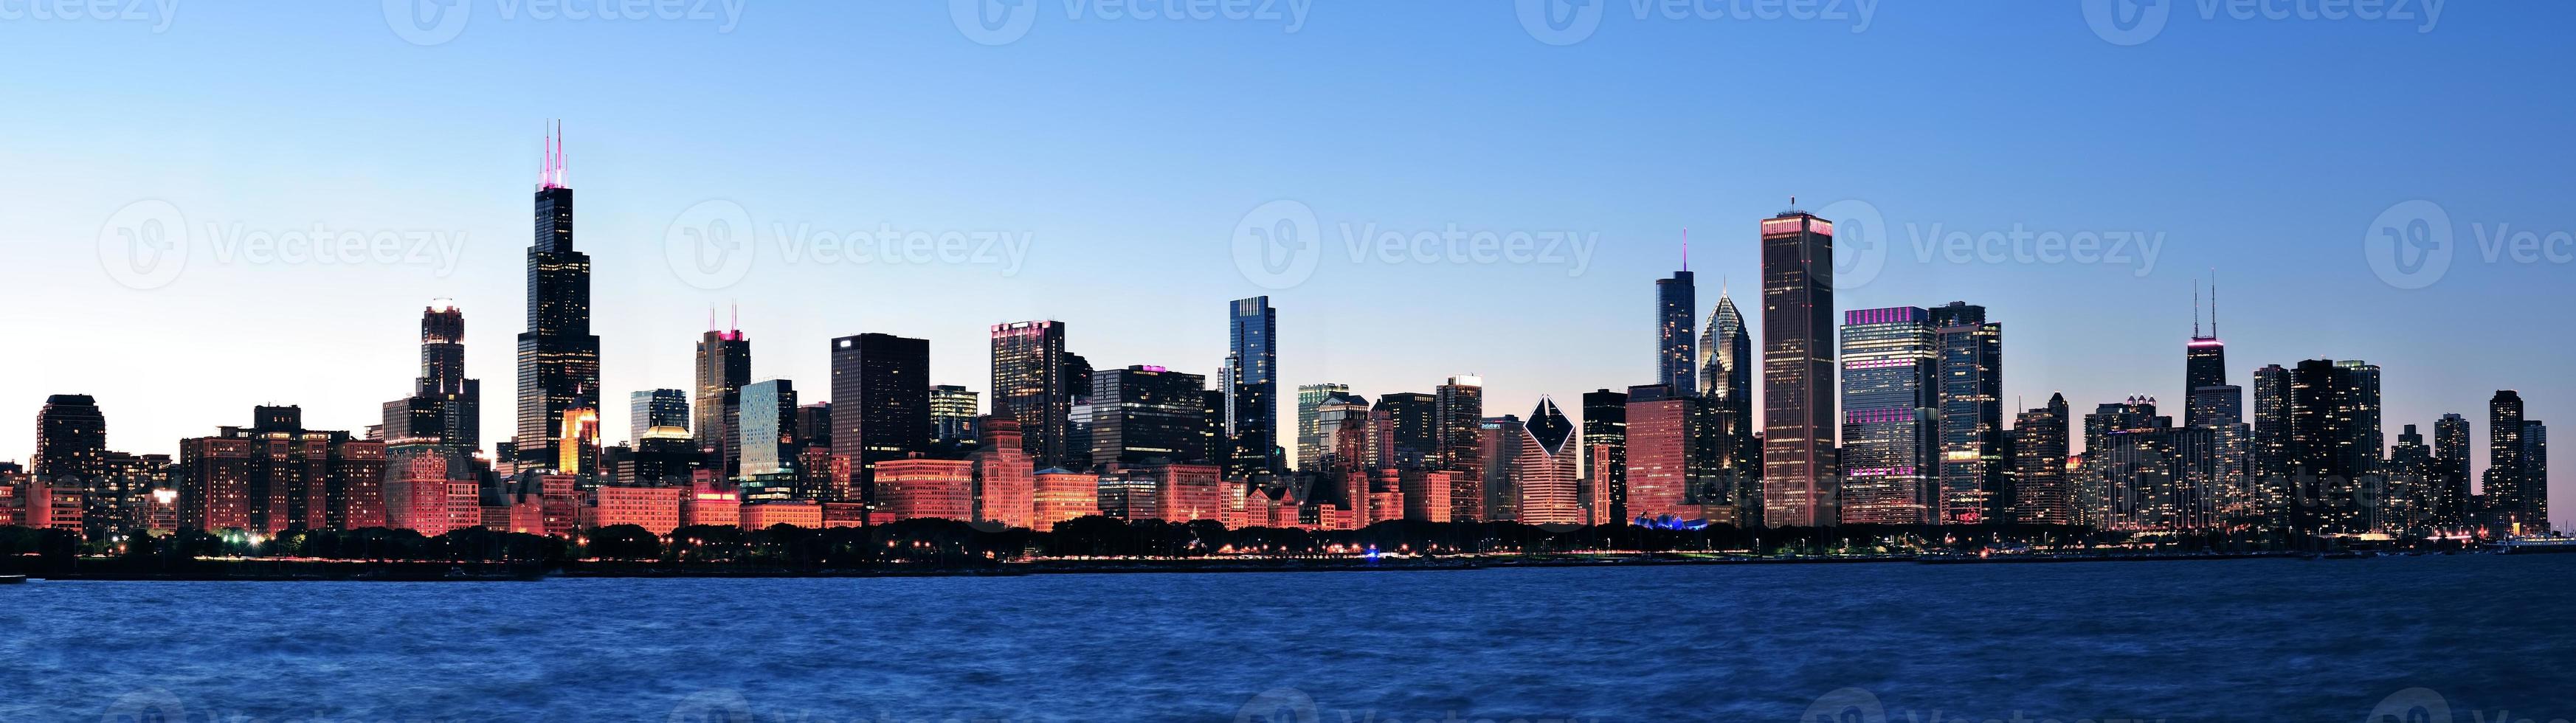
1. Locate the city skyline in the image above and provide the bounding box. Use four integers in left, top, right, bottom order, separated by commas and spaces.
9, 4, 2575, 530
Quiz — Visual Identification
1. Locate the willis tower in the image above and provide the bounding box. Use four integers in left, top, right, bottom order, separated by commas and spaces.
514, 122, 602, 470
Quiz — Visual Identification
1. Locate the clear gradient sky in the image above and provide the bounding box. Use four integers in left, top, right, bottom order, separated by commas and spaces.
2, 2, 2569, 528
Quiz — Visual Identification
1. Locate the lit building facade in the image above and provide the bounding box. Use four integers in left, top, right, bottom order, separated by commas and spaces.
1761, 210, 1838, 527
1838, 306, 1936, 525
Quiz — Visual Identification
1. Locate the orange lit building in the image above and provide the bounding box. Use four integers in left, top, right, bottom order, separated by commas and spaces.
740, 501, 823, 530
590, 485, 684, 536
1513, 398, 1584, 526
876, 455, 975, 522
1401, 469, 1454, 522
681, 482, 741, 528
821, 502, 869, 528
968, 417, 1035, 529
1031, 468, 1097, 531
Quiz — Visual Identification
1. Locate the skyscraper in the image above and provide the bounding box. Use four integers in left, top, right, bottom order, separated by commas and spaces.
990, 320, 1073, 468
1436, 376, 1486, 520
1930, 302, 2004, 525
1091, 365, 1212, 466
831, 333, 931, 504
1838, 306, 1936, 525
1226, 297, 1280, 479
2183, 277, 2231, 426
1701, 290, 1757, 468
2433, 413, 2473, 527
1296, 383, 1353, 472
696, 319, 752, 474
736, 380, 801, 478
1515, 398, 1582, 525
2251, 364, 2291, 480
1312, 391, 1372, 471
930, 385, 981, 445
383, 302, 482, 458
2489, 390, 2543, 532
1656, 249, 1696, 395
629, 389, 689, 445
2523, 419, 2549, 533
35, 394, 107, 485
2009, 393, 2073, 525
514, 124, 601, 471
2285, 360, 2375, 532
1376, 392, 1439, 468
1761, 210, 1837, 527
1581, 389, 1629, 524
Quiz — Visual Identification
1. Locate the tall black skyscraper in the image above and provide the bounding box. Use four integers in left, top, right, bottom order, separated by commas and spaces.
1091, 365, 1212, 466
1226, 297, 1280, 479
992, 320, 1074, 468
831, 333, 931, 502
35, 394, 107, 484
2488, 390, 2544, 532
2251, 364, 2291, 480
1761, 210, 1837, 527
384, 302, 481, 456
1375, 392, 1439, 468
697, 314, 752, 472
2285, 359, 2375, 532
1581, 388, 1629, 523
2433, 413, 2473, 527
2184, 277, 2229, 427
514, 123, 601, 469
2009, 392, 2072, 525
1930, 301, 2003, 525
1656, 243, 1696, 396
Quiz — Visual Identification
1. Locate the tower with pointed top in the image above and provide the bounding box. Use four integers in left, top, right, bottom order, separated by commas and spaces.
1512, 397, 1583, 525
1656, 234, 1696, 396
514, 122, 602, 471
1700, 288, 1757, 473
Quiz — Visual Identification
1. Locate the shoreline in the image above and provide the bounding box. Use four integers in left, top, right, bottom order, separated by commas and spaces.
2, 549, 2501, 581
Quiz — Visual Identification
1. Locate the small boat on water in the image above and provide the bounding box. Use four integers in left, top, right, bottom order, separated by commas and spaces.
0, 575, 27, 584
2489, 539, 2576, 555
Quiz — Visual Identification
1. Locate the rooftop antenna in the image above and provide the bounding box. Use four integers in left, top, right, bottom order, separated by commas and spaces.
729, 302, 739, 333
2211, 268, 2220, 338
2193, 279, 2202, 338
707, 306, 718, 333
1682, 228, 1689, 272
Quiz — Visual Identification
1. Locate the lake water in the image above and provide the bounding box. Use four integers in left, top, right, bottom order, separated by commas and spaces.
4, 555, 2570, 722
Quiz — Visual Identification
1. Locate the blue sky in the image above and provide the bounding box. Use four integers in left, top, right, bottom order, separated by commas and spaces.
2, 2, 2569, 527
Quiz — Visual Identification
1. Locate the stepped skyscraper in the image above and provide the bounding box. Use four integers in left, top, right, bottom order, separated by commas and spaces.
514, 122, 602, 471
